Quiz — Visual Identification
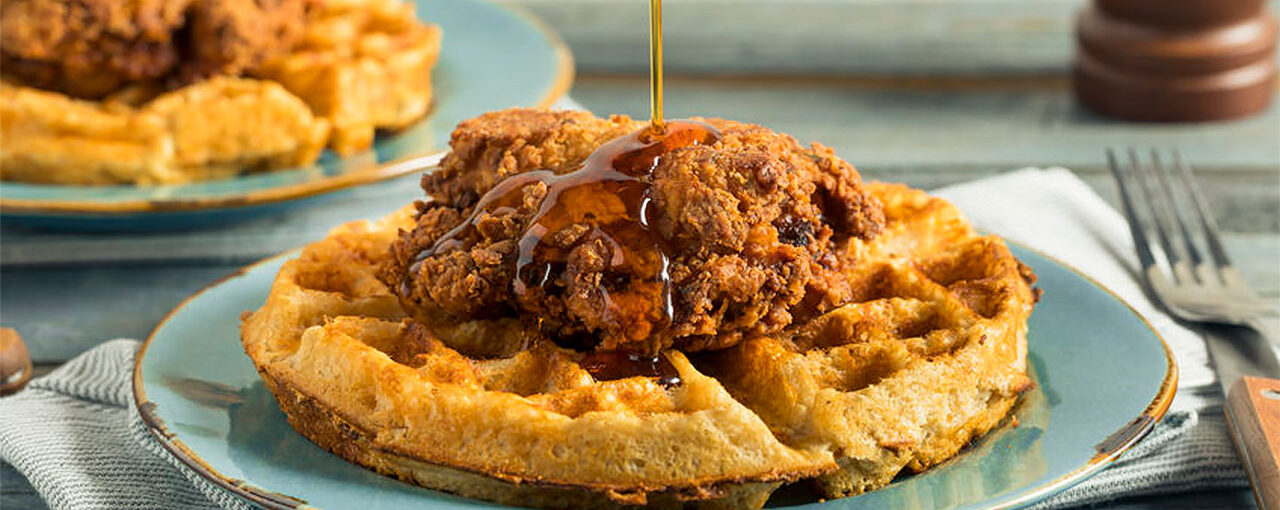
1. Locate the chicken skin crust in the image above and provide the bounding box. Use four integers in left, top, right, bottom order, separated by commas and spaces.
382, 109, 886, 356
0, 0, 305, 99
0, 0, 189, 98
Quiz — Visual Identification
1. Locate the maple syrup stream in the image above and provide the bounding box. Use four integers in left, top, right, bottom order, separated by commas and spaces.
410, 0, 704, 386
649, 0, 665, 133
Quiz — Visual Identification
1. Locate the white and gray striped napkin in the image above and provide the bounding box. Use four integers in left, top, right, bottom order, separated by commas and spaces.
0, 168, 1248, 509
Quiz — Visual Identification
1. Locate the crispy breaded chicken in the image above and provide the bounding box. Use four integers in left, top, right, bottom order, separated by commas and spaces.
0, 0, 306, 99
180, 0, 307, 82
383, 109, 885, 356
0, 0, 190, 98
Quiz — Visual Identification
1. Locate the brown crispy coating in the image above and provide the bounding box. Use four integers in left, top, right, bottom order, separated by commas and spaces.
0, 0, 306, 99
382, 109, 885, 355
179, 0, 307, 83
0, 0, 189, 98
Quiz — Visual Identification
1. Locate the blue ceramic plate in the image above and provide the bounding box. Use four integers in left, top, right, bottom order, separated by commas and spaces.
133, 244, 1177, 510
0, 0, 572, 231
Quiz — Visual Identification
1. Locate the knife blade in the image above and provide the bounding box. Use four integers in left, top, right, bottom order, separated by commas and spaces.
1204, 322, 1280, 395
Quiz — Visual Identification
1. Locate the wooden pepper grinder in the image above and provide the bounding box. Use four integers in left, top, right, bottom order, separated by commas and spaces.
1074, 0, 1278, 121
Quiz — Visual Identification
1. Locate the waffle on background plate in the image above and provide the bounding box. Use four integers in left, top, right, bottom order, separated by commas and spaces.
0, 0, 441, 185
241, 109, 1037, 509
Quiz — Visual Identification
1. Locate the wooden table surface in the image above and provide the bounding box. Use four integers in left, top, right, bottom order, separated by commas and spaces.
1, 74, 1276, 509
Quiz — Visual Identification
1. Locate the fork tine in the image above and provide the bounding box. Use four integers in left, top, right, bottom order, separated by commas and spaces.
1170, 151, 1253, 292
1151, 150, 1204, 267
1148, 150, 1205, 285
1106, 149, 1157, 271
1172, 151, 1232, 266
1128, 148, 1186, 281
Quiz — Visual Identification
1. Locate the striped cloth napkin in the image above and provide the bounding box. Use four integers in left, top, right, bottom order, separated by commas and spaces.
0, 168, 1248, 509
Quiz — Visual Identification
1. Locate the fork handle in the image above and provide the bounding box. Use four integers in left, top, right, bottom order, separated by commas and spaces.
1225, 376, 1280, 510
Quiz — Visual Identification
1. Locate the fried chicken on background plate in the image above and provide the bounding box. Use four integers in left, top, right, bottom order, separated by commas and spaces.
180, 0, 306, 83
0, 0, 306, 99
383, 109, 886, 356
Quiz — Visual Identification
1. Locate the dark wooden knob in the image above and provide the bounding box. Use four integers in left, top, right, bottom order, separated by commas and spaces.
1074, 0, 1278, 122
1098, 0, 1265, 29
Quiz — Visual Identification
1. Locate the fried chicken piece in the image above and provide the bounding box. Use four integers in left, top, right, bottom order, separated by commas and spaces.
382, 109, 885, 356
0, 0, 190, 99
179, 0, 308, 83
0, 0, 306, 99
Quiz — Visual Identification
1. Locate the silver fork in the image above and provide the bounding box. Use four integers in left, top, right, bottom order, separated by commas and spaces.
1107, 148, 1278, 344
1108, 148, 1280, 510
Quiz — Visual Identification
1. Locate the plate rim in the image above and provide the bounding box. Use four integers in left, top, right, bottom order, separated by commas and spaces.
0, 0, 574, 217
131, 241, 1179, 510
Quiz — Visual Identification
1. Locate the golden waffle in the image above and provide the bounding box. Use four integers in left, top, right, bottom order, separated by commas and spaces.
703, 181, 1036, 497
0, 77, 328, 185
241, 180, 1036, 508
254, 0, 443, 156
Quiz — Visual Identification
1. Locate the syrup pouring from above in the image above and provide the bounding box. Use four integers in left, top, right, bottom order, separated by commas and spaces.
411, 0, 703, 383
